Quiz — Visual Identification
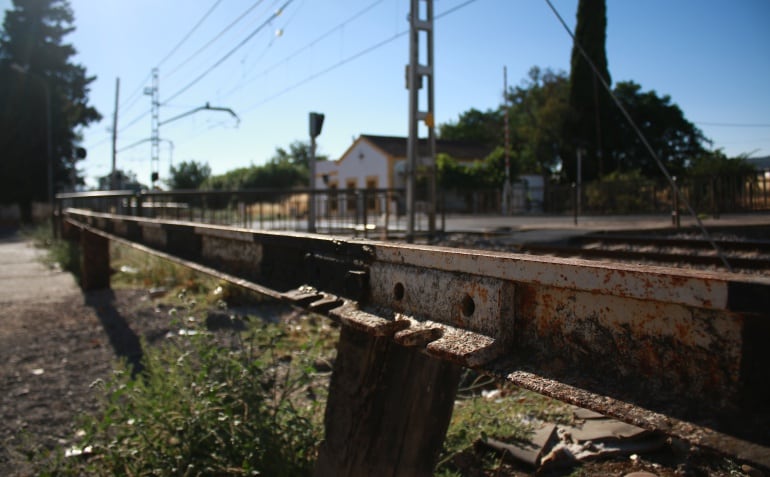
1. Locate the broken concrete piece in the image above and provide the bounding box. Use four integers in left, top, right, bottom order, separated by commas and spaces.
563, 418, 649, 442
479, 422, 557, 466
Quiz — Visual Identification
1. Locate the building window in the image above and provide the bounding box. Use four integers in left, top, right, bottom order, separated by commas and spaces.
365, 177, 378, 211
346, 179, 357, 212
328, 182, 338, 213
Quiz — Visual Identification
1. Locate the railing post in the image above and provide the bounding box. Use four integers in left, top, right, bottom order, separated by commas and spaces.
314, 326, 461, 477
80, 227, 110, 291
672, 176, 680, 228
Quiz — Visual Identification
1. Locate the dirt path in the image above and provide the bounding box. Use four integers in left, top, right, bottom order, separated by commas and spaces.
0, 232, 170, 475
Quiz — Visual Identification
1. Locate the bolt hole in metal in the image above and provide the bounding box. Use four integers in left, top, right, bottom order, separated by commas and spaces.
393, 282, 405, 301
461, 294, 475, 317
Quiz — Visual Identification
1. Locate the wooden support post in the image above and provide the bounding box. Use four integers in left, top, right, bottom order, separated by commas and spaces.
314, 326, 461, 477
80, 228, 110, 290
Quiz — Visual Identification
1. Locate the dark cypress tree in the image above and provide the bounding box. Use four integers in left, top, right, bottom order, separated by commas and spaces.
0, 0, 100, 222
564, 0, 612, 182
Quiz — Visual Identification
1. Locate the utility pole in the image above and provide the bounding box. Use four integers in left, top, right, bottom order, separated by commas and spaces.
111, 77, 120, 190
406, 0, 436, 243
502, 66, 512, 215
144, 68, 160, 187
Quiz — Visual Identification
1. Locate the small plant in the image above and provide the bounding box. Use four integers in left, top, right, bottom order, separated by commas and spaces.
435, 372, 571, 475
38, 289, 336, 476
23, 224, 82, 280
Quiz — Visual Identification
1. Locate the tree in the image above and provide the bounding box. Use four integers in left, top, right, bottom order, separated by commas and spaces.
565, 0, 613, 182
508, 67, 572, 179
271, 140, 328, 169
204, 141, 325, 191
438, 108, 503, 148
606, 81, 708, 178
687, 149, 755, 177
167, 160, 211, 190
0, 0, 100, 221
97, 169, 145, 192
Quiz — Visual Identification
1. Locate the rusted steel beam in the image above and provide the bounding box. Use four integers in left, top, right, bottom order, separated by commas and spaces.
63, 209, 770, 469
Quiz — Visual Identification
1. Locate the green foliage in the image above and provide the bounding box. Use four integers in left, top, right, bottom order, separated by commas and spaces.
565, 0, 613, 181
204, 161, 306, 191
437, 148, 515, 191
607, 81, 707, 178
687, 149, 756, 177
166, 160, 212, 190
39, 290, 334, 476
508, 67, 571, 176
438, 108, 503, 148
0, 0, 101, 219
271, 140, 328, 169
204, 141, 324, 190
96, 169, 146, 191
435, 374, 570, 475
584, 169, 653, 213
24, 223, 81, 282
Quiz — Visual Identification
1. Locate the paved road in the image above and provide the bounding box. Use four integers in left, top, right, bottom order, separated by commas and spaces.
0, 232, 79, 304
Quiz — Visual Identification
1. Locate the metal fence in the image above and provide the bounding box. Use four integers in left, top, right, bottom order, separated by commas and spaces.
441, 173, 770, 216
57, 173, 770, 234
57, 188, 420, 238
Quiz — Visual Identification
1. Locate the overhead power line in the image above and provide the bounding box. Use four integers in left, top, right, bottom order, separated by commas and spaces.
222, 0, 386, 100
239, 0, 480, 114
162, 0, 293, 106
118, 70, 152, 112
118, 107, 152, 134
157, 0, 224, 68
164, 0, 267, 79
543, 0, 733, 271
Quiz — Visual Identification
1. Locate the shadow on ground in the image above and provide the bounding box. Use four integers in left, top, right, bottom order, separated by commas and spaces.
84, 289, 144, 376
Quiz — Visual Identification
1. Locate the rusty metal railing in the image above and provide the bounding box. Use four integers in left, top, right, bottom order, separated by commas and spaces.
61, 207, 770, 473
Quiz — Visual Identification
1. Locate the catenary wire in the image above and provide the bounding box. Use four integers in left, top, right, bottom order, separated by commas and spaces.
234, 0, 480, 116
164, 0, 267, 80
156, 0, 224, 68
221, 0, 386, 100
162, 0, 294, 106
543, 0, 733, 271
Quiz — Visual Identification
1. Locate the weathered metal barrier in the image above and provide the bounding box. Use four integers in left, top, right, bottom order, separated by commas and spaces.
61, 207, 770, 474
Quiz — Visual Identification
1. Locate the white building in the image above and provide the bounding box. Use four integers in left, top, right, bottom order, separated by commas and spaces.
314, 134, 491, 215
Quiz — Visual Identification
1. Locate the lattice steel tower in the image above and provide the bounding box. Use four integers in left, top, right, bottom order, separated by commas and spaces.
406, 0, 436, 242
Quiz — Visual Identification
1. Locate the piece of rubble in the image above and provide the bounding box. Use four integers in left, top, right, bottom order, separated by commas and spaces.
479, 422, 557, 466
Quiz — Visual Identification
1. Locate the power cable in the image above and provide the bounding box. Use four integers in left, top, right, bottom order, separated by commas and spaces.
543, 0, 733, 271
119, 71, 152, 112
239, 0, 482, 113
171, 0, 480, 151
118, 108, 152, 134
221, 0, 386, 100
242, 29, 407, 114
162, 0, 294, 106
240, 0, 305, 71
156, 0, 224, 68
164, 0, 267, 80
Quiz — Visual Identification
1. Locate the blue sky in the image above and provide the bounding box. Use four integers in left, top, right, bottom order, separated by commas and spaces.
3, 0, 769, 187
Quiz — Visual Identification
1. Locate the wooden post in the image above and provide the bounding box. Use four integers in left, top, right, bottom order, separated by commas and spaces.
80, 228, 110, 290
314, 326, 461, 477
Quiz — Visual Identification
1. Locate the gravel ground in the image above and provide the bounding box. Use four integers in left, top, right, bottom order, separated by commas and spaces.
0, 232, 764, 476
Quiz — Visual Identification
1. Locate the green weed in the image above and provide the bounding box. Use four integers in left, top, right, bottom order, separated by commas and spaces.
37, 287, 335, 476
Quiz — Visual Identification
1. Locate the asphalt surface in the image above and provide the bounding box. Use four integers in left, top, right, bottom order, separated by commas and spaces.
425, 212, 770, 244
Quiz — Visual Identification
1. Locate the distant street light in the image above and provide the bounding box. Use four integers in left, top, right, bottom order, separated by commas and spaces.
11, 63, 54, 220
